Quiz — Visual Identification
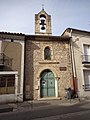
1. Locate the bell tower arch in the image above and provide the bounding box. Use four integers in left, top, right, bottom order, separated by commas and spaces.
35, 8, 52, 35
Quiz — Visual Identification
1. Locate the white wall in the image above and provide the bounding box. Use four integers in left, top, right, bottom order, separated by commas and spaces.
0, 41, 2, 52
72, 34, 90, 97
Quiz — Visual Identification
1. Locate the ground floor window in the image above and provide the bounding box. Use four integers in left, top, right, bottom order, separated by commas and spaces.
83, 70, 90, 90
0, 74, 15, 94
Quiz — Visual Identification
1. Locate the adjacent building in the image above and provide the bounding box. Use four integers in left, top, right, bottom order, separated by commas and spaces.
0, 32, 25, 103
62, 28, 90, 98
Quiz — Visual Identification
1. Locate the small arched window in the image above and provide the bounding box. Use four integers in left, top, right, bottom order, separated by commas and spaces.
44, 46, 51, 60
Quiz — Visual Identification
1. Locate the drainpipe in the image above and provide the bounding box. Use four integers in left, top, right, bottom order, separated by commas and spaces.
69, 31, 78, 96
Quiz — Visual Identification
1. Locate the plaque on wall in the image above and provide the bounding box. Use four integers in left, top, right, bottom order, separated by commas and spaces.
59, 67, 67, 71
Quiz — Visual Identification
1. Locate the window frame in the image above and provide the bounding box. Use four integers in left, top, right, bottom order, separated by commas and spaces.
0, 75, 15, 94
44, 46, 51, 60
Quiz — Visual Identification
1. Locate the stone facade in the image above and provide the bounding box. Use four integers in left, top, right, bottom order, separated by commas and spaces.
24, 35, 73, 100
35, 9, 52, 35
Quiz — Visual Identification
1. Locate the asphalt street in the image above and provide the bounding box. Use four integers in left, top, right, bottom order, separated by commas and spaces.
0, 100, 90, 120
34, 110, 90, 120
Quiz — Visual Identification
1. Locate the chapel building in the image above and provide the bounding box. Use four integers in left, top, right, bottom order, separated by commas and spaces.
24, 8, 73, 100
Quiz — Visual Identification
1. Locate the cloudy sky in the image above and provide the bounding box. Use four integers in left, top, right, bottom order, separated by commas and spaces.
0, 0, 90, 36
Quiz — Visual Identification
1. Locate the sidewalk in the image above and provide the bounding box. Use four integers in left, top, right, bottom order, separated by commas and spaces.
8, 98, 81, 112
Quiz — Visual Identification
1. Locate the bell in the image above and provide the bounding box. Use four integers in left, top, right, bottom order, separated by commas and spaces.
40, 19, 46, 30
40, 19, 45, 25
41, 25, 45, 30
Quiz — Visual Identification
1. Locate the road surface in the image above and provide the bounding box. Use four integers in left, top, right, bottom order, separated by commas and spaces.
0, 100, 90, 120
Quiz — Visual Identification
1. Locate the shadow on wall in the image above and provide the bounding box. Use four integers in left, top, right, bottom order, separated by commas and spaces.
24, 40, 40, 100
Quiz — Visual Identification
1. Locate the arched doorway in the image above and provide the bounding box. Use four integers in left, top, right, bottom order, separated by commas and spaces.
40, 70, 55, 98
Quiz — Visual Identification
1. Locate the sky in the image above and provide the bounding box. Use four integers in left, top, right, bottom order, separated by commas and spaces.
0, 0, 90, 36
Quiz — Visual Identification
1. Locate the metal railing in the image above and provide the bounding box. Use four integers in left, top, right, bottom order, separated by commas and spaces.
0, 53, 4, 65
82, 84, 90, 91
0, 53, 13, 67
82, 55, 90, 63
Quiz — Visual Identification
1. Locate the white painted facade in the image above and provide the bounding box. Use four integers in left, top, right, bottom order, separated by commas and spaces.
0, 41, 2, 52
62, 28, 90, 98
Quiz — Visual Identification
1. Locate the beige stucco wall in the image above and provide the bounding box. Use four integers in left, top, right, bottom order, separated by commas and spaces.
0, 33, 25, 103
0, 41, 2, 52
72, 34, 90, 97
1, 41, 22, 93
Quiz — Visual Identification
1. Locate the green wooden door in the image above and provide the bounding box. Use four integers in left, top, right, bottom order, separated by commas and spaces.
40, 70, 55, 98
